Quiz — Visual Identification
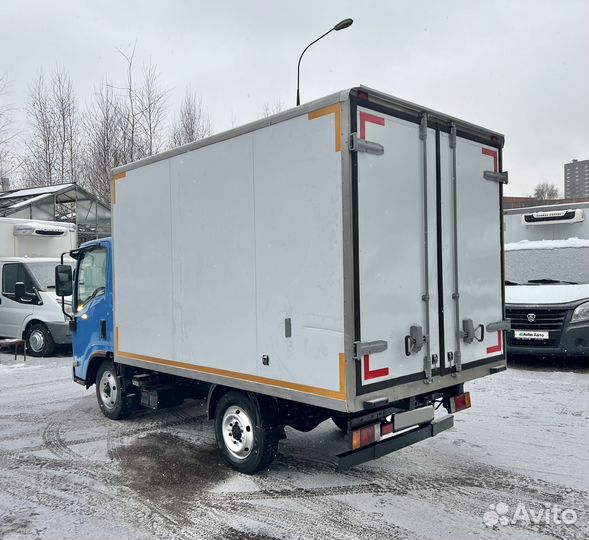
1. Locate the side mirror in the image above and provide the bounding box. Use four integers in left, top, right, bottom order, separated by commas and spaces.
55, 265, 73, 297
14, 282, 26, 301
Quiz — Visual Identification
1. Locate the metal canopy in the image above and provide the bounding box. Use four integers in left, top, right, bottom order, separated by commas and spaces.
0, 183, 111, 246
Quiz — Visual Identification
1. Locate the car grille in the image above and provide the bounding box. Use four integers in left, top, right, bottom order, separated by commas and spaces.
506, 307, 568, 348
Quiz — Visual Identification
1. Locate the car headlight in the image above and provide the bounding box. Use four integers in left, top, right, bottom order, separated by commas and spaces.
571, 301, 589, 323
55, 298, 73, 318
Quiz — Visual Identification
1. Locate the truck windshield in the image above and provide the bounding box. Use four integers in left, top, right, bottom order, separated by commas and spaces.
77, 248, 107, 308
505, 242, 589, 285
27, 262, 61, 291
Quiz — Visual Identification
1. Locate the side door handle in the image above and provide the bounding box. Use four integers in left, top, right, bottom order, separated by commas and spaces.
405, 325, 426, 356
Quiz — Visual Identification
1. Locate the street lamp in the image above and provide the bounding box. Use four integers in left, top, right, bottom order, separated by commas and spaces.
296, 18, 353, 106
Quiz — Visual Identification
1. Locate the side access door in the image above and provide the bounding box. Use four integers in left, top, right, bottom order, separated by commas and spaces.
351, 101, 440, 395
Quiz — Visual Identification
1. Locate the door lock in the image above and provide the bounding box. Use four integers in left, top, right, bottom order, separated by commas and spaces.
405, 325, 427, 356
462, 319, 484, 344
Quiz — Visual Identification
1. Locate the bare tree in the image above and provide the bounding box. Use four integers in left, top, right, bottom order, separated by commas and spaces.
138, 63, 168, 155
111, 46, 168, 162
22, 71, 57, 186
261, 100, 285, 118
170, 88, 211, 147
0, 74, 17, 182
21, 68, 80, 187
81, 80, 125, 203
115, 44, 140, 163
52, 67, 79, 183
532, 182, 560, 201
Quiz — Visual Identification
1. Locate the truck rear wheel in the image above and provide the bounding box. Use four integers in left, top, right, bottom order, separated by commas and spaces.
214, 391, 278, 474
96, 361, 131, 420
25, 322, 55, 357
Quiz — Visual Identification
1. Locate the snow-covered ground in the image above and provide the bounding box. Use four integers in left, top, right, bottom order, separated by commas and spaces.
0, 353, 587, 540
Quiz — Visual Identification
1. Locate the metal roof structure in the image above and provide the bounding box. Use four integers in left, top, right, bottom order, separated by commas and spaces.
0, 183, 110, 246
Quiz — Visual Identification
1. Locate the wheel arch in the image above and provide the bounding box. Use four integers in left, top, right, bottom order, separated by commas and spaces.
207, 384, 281, 427
84, 353, 111, 389
22, 318, 49, 340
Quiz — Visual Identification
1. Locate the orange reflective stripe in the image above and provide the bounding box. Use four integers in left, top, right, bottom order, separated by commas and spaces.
115, 327, 346, 401
308, 103, 342, 152
112, 172, 126, 205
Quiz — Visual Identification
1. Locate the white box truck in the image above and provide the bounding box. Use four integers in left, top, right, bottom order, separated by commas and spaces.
0, 218, 77, 355
59, 87, 509, 472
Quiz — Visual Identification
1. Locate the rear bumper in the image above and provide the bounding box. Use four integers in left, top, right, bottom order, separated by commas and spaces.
338, 415, 454, 470
45, 321, 72, 345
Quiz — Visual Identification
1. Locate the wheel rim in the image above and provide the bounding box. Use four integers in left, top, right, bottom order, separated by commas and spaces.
222, 406, 254, 460
99, 370, 119, 410
29, 329, 45, 353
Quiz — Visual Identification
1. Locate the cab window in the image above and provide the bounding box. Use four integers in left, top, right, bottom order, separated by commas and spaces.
76, 248, 107, 309
2, 263, 40, 304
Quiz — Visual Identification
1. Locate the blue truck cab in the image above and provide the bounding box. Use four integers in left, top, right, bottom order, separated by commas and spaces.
68, 238, 114, 385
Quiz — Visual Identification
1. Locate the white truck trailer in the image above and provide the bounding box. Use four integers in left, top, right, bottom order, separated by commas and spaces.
61, 87, 509, 472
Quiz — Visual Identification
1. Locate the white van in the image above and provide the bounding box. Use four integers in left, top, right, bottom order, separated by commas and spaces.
505, 238, 589, 359
0, 257, 73, 356
0, 218, 76, 356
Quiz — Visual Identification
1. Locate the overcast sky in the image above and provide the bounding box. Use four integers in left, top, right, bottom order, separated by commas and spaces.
1, 0, 587, 196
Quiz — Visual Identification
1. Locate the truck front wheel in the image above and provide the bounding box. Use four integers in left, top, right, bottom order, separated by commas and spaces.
96, 361, 131, 420
214, 391, 279, 474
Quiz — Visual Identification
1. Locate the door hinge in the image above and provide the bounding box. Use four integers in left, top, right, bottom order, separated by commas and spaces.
484, 170, 509, 184
354, 340, 388, 360
423, 355, 433, 384
487, 320, 511, 332
453, 350, 462, 375
419, 113, 428, 140
449, 123, 457, 149
349, 133, 384, 155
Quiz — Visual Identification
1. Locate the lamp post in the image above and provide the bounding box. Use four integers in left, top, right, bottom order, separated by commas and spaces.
296, 18, 353, 106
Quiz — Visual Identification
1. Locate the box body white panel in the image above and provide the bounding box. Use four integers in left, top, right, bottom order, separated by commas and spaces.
114, 106, 344, 401
252, 115, 344, 392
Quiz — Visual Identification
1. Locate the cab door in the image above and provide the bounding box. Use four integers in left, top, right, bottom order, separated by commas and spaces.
0, 262, 35, 337
72, 244, 112, 380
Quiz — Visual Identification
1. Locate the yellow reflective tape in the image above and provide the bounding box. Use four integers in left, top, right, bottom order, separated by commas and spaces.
308, 103, 342, 152
112, 172, 126, 205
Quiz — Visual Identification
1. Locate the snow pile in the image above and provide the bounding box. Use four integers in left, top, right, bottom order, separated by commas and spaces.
0, 362, 44, 372
505, 237, 589, 251
505, 238, 589, 251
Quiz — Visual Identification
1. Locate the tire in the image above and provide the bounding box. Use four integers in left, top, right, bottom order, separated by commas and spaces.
25, 322, 55, 357
214, 391, 278, 474
95, 360, 131, 420
332, 416, 349, 434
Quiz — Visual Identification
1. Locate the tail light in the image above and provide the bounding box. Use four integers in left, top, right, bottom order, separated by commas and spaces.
352, 424, 380, 450
447, 392, 472, 413
352, 420, 396, 450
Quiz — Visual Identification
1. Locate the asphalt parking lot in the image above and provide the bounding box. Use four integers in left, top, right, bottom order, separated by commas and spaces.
0, 352, 587, 540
